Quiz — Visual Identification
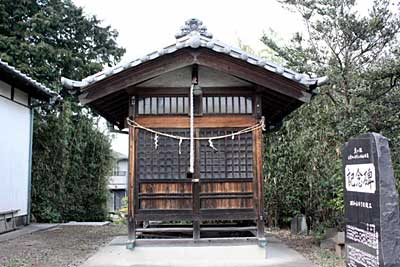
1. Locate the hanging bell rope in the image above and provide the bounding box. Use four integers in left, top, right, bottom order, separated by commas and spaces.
189, 83, 195, 173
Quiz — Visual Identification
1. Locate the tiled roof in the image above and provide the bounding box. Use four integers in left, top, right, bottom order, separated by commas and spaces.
112, 151, 128, 160
0, 58, 61, 102
61, 18, 328, 90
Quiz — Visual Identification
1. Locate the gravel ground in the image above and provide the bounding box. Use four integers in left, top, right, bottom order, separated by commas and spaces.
0, 224, 127, 267
0, 224, 344, 267
270, 229, 345, 267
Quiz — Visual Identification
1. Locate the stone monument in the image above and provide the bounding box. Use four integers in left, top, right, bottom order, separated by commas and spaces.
291, 214, 308, 235
342, 133, 400, 267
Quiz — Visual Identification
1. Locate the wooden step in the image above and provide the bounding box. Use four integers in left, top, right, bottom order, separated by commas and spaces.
201, 226, 256, 232
136, 227, 193, 233
136, 226, 256, 233
135, 237, 258, 246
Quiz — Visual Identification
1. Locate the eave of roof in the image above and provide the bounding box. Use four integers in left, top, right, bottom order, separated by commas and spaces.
0, 59, 61, 103
61, 18, 328, 92
112, 151, 128, 160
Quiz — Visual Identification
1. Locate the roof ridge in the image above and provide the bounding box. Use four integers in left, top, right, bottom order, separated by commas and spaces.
61, 18, 328, 90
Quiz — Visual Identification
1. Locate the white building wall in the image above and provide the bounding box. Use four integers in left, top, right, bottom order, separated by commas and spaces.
108, 176, 127, 189
0, 93, 31, 216
118, 160, 128, 172
108, 159, 128, 190
108, 158, 128, 212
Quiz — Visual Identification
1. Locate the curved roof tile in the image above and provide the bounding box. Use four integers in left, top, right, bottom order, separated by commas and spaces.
62, 18, 328, 90
0, 58, 61, 102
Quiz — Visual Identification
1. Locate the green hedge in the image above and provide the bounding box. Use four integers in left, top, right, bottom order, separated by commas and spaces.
31, 101, 113, 222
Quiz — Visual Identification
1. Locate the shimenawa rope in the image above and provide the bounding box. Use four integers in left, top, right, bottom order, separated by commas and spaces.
126, 117, 265, 141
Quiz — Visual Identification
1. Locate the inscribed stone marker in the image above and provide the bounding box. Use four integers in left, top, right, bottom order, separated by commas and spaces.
342, 133, 400, 267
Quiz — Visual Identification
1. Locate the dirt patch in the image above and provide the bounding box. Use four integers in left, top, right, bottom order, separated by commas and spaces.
269, 229, 345, 267
0, 224, 127, 267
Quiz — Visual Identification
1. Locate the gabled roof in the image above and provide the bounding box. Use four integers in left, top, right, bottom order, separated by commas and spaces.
62, 18, 327, 91
61, 18, 328, 129
0, 59, 61, 103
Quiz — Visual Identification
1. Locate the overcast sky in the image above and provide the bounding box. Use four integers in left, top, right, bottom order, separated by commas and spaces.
72, 0, 307, 60
72, 0, 374, 155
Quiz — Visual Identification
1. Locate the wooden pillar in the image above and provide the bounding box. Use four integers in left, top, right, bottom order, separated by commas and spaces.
193, 128, 201, 240
255, 127, 265, 240
193, 221, 200, 240
254, 93, 266, 245
127, 96, 136, 249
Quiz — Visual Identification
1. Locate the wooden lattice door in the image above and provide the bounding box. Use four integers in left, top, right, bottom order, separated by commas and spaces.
135, 127, 256, 219
198, 129, 255, 216
136, 129, 193, 213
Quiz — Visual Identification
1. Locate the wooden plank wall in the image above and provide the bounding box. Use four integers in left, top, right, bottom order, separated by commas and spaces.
200, 181, 254, 209
138, 181, 254, 211
139, 183, 193, 210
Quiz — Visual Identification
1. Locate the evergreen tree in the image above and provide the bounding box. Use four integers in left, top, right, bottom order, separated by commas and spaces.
0, 0, 125, 222
262, 0, 400, 229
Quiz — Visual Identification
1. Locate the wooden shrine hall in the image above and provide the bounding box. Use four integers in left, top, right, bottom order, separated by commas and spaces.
62, 18, 327, 247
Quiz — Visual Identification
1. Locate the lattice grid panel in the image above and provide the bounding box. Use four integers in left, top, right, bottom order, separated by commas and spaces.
137, 129, 190, 179
199, 129, 254, 179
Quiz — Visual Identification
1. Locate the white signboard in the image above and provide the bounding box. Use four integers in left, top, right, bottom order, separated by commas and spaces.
345, 163, 376, 194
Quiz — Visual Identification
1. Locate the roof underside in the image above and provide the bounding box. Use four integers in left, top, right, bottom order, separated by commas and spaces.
138, 65, 252, 88
88, 86, 303, 130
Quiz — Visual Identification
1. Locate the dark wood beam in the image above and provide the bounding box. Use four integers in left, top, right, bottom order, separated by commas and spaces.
126, 86, 255, 96
92, 91, 127, 109
195, 49, 311, 103
134, 115, 257, 128
80, 50, 196, 104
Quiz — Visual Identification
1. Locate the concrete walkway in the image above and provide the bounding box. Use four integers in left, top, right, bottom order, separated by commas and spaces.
0, 223, 58, 242
62, 221, 111, 226
80, 236, 315, 267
